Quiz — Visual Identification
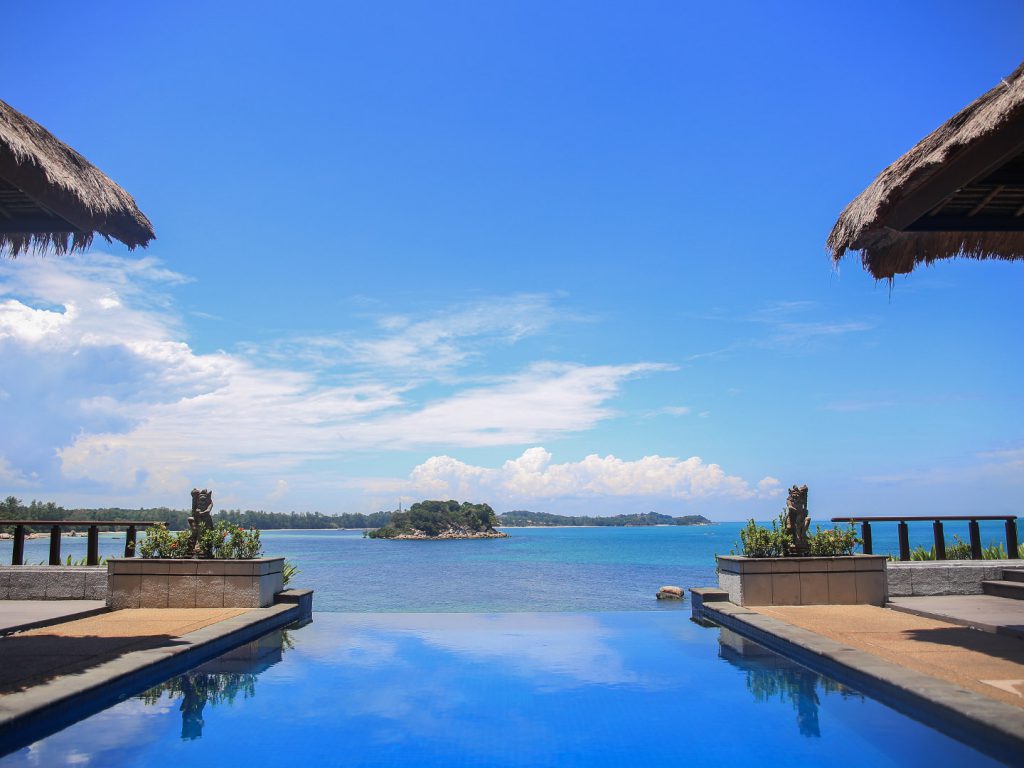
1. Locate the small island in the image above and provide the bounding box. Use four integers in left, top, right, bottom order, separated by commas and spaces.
367, 500, 508, 539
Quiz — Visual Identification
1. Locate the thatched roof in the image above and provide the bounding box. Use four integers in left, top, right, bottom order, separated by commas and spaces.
0, 98, 154, 256
828, 62, 1024, 279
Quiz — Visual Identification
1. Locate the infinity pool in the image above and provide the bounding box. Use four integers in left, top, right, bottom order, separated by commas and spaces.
0, 612, 1003, 767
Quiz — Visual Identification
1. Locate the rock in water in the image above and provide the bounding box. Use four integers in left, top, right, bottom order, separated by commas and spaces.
656, 586, 684, 600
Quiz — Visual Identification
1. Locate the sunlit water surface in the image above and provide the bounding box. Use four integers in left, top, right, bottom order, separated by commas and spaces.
2, 522, 1015, 611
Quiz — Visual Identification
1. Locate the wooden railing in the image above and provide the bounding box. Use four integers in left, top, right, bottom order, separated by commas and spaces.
2, 520, 163, 565
830, 515, 1020, 562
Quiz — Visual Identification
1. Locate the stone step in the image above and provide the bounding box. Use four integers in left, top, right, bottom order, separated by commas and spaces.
982, 579, 1024, 600
1002, 569, 1024, 583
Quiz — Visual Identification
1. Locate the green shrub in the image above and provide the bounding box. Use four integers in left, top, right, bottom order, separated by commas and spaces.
65, 554, 108, 566
981, 541, 1024, 559
138, 524, 192, 558
807, 524, 860, 557
735, 517, 860, 558
138, 522, 262, 559
943, 535, 970, 559
892, 534, 1020, 561
282, 560, 300, 587
737, 513, 791, 558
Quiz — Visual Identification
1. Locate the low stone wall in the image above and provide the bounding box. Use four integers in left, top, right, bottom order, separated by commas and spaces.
107, 558, 284, 609
886, 559, 1024, 597
0, 566, 107, 600
717, 555, 887, 606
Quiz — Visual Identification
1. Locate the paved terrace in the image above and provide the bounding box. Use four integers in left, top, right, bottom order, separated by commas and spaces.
0, 608, 249, 694
0, 600, 106, 635
752, 604, 1024, 708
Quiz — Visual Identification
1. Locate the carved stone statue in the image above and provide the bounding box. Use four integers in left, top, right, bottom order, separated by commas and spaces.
187, 488, 215, 557
785, 484, 810, 556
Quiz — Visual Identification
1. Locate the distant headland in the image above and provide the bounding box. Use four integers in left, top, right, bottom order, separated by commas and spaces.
1, 497, 712, 533
498, 511, 712, 527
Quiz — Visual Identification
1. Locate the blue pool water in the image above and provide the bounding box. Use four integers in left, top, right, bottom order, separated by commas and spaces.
3, 521, 1016, 611
0, 612, 1003, 767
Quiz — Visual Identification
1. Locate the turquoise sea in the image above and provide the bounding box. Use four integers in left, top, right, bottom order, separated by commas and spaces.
3, 519, 1017, 611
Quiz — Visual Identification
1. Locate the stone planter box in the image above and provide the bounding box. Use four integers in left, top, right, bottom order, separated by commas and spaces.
887, 559, 1024, 597
107, 557, 284, 609
1, 566, 107, 600
717, 554, 887, 606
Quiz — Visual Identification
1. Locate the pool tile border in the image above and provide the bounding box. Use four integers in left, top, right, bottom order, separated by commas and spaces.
689, 587, 1024, 765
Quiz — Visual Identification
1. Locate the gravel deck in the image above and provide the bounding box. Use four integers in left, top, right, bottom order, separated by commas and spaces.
751, 604, 1024, 708
0, 608, 249, 694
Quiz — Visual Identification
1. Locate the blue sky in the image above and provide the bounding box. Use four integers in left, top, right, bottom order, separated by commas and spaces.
1, 1, 1022, 519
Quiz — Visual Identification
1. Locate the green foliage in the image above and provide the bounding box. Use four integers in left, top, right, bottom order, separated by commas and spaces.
807, 524, 860, 557
947, 535, 972, 559
138, 524, 193, 558
138, 522, 262, 559
981, 541, 1024, 559
901, 536, 1022, 561
735, 518, 860, 558
0, 497, 393, 532
200, 523, 262, 559
368, 500, 501, 538
65, 554, 108, 566
737, 513, 792, 558
282, 560, 300, 587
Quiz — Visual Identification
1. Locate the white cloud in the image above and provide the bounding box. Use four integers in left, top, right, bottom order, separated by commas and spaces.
0, 456, 35, 488
0, 256, 673, 506
749, 301, 873, 350
244, 293, 567, 376
351, 362, 672, 449
268, 479, 289, 503
864, 447, 1024, 486
404, 447, 781, 503
655, 406, 691, 417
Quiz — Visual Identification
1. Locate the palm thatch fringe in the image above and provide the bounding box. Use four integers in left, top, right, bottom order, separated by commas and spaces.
0, 98, 154, 257
827, 62, 1024, 279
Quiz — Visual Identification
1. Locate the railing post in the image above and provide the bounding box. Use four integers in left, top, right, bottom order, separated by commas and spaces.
968, 520, 982, 560
12, 524, 25, 565
898, 521, 910, 561
87, 525, 100, 566
861, 521, 872, 554
932, 521, 946, 560
48, 525, 62, 565
1006, 519, 1019, 559
124, 525, 137, 558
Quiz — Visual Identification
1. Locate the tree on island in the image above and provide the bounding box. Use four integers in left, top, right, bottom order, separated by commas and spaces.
367, 500, 506, 539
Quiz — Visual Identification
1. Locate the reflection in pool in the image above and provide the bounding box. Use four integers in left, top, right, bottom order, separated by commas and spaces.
0, 613, 1003, 767
139, 629, 289, 740
716, 627, 861, 738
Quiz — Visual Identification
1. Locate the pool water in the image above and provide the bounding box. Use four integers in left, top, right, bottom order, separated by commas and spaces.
0, 612, 1002, 767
